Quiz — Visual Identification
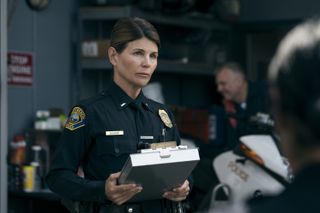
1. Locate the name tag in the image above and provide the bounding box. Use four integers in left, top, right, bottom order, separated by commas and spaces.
105, 130, 124, 136
140, 136, 154, 140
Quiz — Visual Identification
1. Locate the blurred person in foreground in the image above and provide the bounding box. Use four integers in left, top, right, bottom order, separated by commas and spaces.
204, 17, 320, 213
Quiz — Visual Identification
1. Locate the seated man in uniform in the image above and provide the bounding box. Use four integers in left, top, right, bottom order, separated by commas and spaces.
215, 62, 272, 149
191, 63, 272, 211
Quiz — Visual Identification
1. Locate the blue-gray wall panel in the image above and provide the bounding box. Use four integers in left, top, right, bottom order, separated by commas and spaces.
8, 1, 76, 141
35, 1, 75, 113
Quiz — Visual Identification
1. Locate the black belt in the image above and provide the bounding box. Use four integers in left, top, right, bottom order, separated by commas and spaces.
99, 203, 142, 213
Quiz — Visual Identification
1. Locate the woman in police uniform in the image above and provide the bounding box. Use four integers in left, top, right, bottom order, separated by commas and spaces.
46, 17, 190, 213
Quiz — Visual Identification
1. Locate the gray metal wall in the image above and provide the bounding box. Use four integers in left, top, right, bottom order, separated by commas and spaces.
1, 1, 8, 212
7, 1, 76, 141
239, 0, 320, 80
240, 0, 320, 22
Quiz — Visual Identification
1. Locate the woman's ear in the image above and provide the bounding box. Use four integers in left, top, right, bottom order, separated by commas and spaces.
108, 47, 117, 66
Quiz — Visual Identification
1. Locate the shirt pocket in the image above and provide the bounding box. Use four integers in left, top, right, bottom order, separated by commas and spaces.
95, 134, 137, 157
162, 127, 177, 142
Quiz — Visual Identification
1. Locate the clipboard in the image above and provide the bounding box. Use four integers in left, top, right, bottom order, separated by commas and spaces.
118, 146, 200, 202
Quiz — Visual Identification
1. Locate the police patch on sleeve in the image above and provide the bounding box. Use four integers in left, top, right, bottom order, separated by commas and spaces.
158, 109, 173, 128
65, 107, 86, 131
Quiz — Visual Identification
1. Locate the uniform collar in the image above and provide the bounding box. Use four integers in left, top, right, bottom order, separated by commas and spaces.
107, 81, 151, 111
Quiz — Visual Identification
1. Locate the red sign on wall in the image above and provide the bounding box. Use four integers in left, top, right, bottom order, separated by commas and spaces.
8, 52, 33, 86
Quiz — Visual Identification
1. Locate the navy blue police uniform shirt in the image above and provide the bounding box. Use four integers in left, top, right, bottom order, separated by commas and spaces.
46, 81, 181, 203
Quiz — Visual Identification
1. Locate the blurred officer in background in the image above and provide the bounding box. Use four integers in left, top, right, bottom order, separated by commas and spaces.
215, 62, 271, 149
192, 62, 271, 212
46, 17, 189, 213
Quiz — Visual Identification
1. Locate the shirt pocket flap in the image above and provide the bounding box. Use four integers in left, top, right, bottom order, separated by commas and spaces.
96, 135, 137, 157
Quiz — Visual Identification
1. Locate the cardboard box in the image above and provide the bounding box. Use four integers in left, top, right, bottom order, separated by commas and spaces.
173, 106, 225, 146
81, 40, 110, 58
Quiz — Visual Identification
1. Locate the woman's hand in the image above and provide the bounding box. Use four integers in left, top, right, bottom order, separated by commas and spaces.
162, 180, 190, 202
105, 172, 143, 205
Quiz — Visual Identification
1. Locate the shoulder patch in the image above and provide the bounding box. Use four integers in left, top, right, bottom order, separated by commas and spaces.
65, 107, 86, 131
158, 109, 173, 128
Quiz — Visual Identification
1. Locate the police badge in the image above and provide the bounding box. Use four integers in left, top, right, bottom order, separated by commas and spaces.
158, 109, 173, 128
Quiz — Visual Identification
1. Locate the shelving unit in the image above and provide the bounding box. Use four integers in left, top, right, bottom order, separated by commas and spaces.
79, 6, 229, 30
75, 5, 231, 106
8, 129, 65, 213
